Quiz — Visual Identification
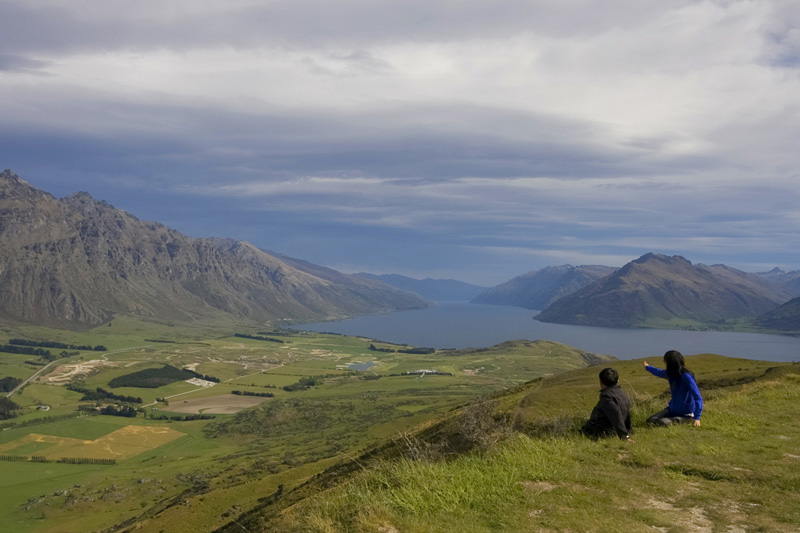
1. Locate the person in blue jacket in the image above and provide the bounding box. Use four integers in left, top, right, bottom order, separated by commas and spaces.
643, 350, 703, 427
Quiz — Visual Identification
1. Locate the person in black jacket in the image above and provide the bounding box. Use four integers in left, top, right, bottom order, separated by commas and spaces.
581, 367, 633, 441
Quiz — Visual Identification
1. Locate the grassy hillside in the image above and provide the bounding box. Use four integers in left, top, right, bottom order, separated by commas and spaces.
0, 320, 609, 532
234, 355, 800, 532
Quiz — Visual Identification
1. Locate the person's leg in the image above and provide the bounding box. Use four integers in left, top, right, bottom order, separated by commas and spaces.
647, 407, 673, 426
581, 422, 600, 439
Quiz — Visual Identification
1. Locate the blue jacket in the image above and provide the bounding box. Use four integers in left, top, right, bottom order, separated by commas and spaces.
645, 365, 703, 419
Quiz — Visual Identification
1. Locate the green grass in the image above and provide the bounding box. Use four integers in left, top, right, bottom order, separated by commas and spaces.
261, 359, 800, 532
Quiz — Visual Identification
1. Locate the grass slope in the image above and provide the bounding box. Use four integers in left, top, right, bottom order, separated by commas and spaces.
237, 356, 800, 532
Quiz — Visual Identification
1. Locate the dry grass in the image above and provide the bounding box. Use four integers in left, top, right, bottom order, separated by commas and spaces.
0, 425, 185, 459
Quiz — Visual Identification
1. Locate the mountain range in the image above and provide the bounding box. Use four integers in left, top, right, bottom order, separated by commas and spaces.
355, 273, 487, 301
470, 264, 616, 309
0, 170, 428, 329
755, 267, 800, 298
533, 253, 791, 328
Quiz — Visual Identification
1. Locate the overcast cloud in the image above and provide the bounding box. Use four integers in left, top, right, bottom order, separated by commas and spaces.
2, 0, 799, 285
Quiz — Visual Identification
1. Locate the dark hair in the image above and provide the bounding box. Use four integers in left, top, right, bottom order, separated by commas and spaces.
599, 367, 619, 387
663, 350, 693, 382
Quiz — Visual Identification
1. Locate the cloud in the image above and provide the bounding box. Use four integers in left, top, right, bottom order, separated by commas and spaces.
2, 0, 800, 284
0, 54, 50, 73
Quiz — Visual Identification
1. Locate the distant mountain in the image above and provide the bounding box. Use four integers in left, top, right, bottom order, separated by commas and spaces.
534, 253, 789, 328
471, 265, 617, 310
0, 170, 429, 329
752, 297, 800, 332
355, 273, 486, 301
755, 268, 800, 298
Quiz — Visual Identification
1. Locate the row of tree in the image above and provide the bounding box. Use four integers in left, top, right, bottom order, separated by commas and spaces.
100, 405, 137, 417
368, 344, 395, 353
231, 390, 275, 398
0, 344, 53, 357
67, 384, 142, 404
398, 347, 435, 354
8, 339, 107, 351
234, 333, 285, 344
148, 413, 215, 421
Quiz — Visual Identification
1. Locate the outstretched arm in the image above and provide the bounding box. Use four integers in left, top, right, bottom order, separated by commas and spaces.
644, 362, 667, 379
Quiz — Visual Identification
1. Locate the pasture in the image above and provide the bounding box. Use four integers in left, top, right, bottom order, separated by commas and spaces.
165, 394, 271, 414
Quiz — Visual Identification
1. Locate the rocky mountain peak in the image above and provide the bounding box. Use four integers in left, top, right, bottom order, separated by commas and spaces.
634, 253, 691, 266
1, 169, 20, 181
0, 169, 54, 202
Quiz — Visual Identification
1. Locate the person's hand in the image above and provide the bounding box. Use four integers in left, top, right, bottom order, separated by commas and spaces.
643, 360, 648, 368
692, 419, 701, 427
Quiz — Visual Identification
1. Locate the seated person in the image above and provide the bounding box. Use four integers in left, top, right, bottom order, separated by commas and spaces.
582, 367, 632, 441
643, 350, 703, 427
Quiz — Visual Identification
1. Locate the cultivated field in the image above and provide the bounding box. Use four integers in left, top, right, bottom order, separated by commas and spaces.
165, 394, 271, 414
0, 425, 185, 459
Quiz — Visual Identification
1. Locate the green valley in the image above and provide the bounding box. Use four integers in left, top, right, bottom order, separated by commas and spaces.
0, 319, 609, 532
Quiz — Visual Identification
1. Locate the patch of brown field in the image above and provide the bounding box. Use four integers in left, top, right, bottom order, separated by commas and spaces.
0, 426, 185, 459
40, 359, 119, 385
165, 394, 271, 414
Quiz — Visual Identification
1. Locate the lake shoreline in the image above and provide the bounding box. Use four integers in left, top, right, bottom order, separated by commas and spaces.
295, 301, 800, 362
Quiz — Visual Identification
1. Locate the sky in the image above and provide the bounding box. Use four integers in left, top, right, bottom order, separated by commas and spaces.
2, 0, 800, 286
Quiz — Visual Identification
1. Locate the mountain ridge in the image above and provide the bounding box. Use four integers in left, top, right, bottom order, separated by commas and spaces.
471, 264, 617, 309
533, 253, 790, 328
0, 170, 429, 329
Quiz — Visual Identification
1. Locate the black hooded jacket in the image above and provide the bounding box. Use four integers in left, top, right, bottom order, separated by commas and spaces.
584, 384, 632, 439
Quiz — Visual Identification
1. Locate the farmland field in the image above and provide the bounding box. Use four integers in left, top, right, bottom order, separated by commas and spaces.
0, 318, 610, 532
165, 394, 271, 414
0, 425, 185, 459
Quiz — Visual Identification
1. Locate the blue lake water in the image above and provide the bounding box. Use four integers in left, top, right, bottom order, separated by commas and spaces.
348, 361, 378, 371
299, 302, 800, 362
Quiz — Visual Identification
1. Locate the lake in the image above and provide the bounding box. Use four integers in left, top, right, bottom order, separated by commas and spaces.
298, 302, 800, 362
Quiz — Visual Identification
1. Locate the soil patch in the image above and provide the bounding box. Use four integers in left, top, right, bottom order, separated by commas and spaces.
40, 359, 118, 385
